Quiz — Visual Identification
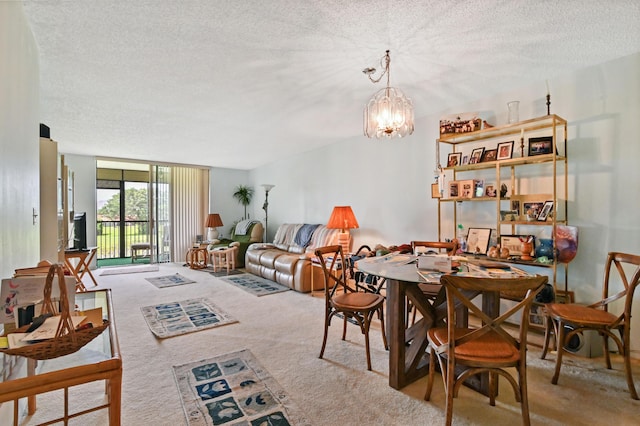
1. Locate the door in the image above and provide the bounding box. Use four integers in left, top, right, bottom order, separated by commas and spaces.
150, 165, 171, 262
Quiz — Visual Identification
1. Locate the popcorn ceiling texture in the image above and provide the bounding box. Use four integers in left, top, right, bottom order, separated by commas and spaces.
22, 1, 640, 169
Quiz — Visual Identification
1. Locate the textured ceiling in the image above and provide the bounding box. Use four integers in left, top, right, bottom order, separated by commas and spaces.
22, 1, 640, 170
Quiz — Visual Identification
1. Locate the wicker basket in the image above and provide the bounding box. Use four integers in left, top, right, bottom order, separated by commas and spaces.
1, 264, 109, 360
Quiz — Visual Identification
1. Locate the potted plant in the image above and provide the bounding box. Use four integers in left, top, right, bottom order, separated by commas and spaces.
233, 185, 254, 220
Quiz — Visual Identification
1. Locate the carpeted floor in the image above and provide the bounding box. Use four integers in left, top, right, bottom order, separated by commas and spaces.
99, 264, 159, 275
19, 263, 640, 425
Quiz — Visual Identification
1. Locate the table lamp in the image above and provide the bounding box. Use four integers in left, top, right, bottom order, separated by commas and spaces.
326, 206, 359, 255
205, 213, 223, 241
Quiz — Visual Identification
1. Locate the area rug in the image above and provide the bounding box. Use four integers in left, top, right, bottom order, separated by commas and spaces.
209, 269, 244, 278
141, 298, 237, 338
220, 274, 290, 297
145, 273, 196, 288
99, 264, 159, 275
172, 348, 310, 426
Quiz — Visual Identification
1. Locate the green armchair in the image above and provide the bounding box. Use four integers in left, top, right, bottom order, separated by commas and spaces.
208, 221, 263, 268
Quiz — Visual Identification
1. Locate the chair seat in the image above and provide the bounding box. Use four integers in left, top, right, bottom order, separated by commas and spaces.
333, 292, 384, 311
428, 327, 519, 362
547, 303, 618, 327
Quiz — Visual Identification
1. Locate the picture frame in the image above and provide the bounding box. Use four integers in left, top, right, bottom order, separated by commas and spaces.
537, 200, 554, 221
528, 136, 553, 156
431, 183, 441, 199
448, 181, 459, 198
462, 155, 469, 165
510, 194, 552, 220
555, 290, 575, 304
447, 152, 462, 167
500, 210, 519, 221
459, 179, 475, 198
465, 228, 491, 255
481, 148, 497, 163
469, 147, 484, 164
499, 235, 535, 256
497, 141, 514, 160
485, 185, 496, 197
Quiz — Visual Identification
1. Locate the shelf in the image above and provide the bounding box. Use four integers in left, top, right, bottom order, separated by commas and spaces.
438, 114, 567, 145
444, 154, 566, 172
500, 220, 566, 226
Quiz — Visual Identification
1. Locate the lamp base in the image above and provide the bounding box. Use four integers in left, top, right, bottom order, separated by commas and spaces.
337, 231, 351, 255
207, 228, 219, 241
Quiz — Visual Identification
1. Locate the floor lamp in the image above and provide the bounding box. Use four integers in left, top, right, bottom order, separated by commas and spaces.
326, 206, 359, 255
261, 184, 275, 242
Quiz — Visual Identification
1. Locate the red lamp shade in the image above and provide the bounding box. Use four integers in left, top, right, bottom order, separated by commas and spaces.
326, 206, 359, 232
205, 213, 223, 228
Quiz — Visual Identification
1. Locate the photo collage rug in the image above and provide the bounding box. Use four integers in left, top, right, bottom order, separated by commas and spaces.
140, 298, 237, 338
173, 349, 310, 426
145, 273, 196, 288
220, 274, 290, 297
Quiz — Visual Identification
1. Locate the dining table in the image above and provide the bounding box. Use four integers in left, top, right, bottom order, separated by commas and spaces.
356, 254, 517, 394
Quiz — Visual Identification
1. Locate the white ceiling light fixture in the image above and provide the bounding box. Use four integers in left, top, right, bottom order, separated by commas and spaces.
363, 50, 414, 139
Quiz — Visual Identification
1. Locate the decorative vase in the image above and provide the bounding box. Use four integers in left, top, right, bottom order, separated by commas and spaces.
536, 238, 554, 259
519, 236, 534, 261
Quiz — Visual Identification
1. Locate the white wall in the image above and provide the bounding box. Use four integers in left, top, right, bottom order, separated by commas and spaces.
0, 3, 40, 278
210, 167, 252, 239
249, 52, 640, 354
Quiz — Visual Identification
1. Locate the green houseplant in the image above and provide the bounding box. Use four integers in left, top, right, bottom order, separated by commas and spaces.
233, 185, 254, 220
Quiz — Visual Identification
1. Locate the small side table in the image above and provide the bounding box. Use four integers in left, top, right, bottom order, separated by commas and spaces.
186, 247, 208, 270
64, 247, 99, 290
211, 247, 237, 274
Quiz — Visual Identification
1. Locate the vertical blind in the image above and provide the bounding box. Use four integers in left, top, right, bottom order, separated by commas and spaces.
171, 166, 210, 261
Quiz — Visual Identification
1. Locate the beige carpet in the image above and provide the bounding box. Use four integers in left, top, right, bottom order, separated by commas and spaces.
20, 263, 640, 425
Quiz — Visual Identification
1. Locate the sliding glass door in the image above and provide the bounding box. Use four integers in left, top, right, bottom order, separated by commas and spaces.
150, 165, 171, 263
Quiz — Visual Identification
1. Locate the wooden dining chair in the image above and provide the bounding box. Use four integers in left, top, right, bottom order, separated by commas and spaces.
314, 245, 388, 370
541, 251, 640, 399
425, 274, 548, 426
409, 240, 458, 325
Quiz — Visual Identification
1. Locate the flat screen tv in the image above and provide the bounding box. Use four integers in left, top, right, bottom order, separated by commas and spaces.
73, 212, 87, 250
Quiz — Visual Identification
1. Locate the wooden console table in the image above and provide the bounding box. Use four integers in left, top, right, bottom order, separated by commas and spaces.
0, 289, 122, 425
64, 247, 98, 290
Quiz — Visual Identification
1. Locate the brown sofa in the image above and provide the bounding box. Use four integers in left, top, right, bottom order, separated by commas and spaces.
245, 223, 343, 293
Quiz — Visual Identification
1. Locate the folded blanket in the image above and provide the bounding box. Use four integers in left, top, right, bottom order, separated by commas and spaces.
235, 220, 259, 236
294, 224, 320, 248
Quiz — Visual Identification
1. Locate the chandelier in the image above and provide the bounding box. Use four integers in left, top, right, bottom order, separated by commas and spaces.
363, 50, 414, 139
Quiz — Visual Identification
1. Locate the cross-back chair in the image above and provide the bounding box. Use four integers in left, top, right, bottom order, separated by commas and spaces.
409, 240, 458, 325
425, 274, 548, 426
314, 245, 388, 370
541, 251, 640, 399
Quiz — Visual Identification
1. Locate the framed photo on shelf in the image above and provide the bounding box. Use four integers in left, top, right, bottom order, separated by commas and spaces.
447, 152, 462, 167
497, 141, 514, 160
462, 155, 469, 165
510, 194, 552, 220
469, 147, 484, 164
555, 290, 575, 304
465, 228, 491, 255
481, 149, 497, 162
448, 181, 459, 198
485, 185, 497, 197
537, 200, 554, 221
528, 136, 553, 156
499, 235, 535, 256
459, 179, 475, 198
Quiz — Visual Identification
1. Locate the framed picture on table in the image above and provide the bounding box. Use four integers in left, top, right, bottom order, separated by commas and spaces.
465, 228, 491, 255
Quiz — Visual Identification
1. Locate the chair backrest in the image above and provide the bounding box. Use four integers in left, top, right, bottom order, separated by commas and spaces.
314, 245, 348, 300
597, 252, 640, 325
440, 274, 548, 352
411, 240, 458, 256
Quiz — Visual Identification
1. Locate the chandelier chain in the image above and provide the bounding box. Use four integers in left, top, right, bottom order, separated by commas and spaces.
365, 50, 391, 86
